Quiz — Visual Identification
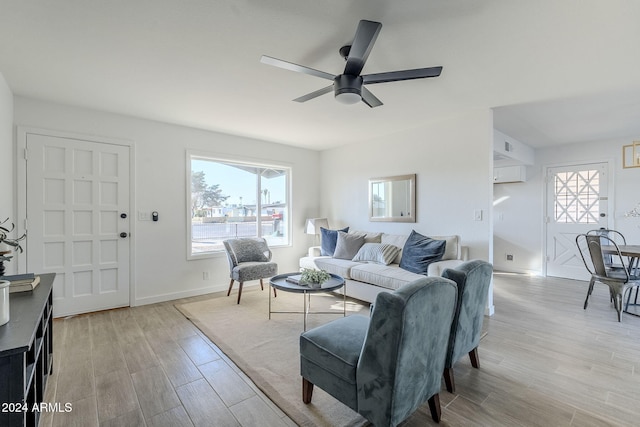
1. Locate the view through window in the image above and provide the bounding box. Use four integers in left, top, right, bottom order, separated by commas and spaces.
189, 155, 290, 256
553, 169, 600, 224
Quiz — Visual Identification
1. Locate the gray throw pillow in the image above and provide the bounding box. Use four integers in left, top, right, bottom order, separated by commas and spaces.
333, 231, 365, 260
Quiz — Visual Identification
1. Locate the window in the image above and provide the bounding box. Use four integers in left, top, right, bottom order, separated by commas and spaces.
553, 169, 600, 224
188, 153, 290, 257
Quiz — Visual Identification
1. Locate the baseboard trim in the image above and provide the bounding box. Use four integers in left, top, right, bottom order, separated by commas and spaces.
134, 282, 240, 306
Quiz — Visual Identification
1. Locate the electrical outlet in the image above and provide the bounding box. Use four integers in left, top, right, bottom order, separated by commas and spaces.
138, 211, 151, 221
474, 209, 483, 221
506, 254, 514, 261
203, 272, 210, 280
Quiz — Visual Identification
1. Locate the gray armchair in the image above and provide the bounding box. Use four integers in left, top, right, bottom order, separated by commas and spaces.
441, 260, 493, 393
299, 276, 457, 425
223, 238, 278, 304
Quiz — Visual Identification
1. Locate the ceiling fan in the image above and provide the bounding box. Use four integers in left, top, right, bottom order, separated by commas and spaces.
260, 19, 443, 108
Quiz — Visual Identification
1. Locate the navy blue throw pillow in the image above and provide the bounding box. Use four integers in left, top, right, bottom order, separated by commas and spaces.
320, 227, 349, 256
399, 230, 446, 275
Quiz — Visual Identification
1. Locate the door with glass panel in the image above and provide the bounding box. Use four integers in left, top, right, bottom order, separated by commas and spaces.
26, 133, 131, 317
545, 163, 609, 279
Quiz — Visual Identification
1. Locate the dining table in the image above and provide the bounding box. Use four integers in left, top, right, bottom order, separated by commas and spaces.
601, 244, 640, 316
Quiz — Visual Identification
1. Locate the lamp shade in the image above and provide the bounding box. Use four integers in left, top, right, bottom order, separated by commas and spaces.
305, 218, 329, 235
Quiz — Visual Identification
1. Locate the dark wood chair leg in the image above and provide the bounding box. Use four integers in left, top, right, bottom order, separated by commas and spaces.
237, 282, 244, 304
273, 287, 277, 297
260, 278, 264, 290
428, 393, 441, 423
302, 378, 314, 404
443, 367, 455, 393
469, 347, 480, 369
226, 279, 234, 297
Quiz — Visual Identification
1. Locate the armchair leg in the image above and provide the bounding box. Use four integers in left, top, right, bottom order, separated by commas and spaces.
443, 368, 455, 393
237, 282, 244, 304
227, 279, 235, 297
273, 287, 277, 297
302, 378, 314, 404
469, 347, 480, 369
427, 393, 441, 423
260, 278, 264, 290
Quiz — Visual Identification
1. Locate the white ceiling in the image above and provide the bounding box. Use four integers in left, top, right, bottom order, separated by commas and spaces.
1, 0, 640, 151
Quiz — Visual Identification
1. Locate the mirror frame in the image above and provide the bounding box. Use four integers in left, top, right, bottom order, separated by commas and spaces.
368, 174, 416, 222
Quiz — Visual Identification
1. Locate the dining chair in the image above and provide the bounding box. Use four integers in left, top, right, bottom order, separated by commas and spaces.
576, 233, 640, 322
223, 237, 278, 304
586, 228, 627, 270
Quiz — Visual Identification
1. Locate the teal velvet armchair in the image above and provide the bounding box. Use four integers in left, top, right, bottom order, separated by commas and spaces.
299, 276, 458, 425
441, 260, 493, 393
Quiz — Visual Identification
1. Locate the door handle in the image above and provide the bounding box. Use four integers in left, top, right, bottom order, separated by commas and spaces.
120, 232, 128, 238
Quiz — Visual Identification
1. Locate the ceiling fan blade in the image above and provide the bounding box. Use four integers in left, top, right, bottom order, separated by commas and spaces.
363, 66, 443, 84
361, 87, 383, 108
343, 20, 382, 76
260, 55, 335, 81
293, 85, 334, 103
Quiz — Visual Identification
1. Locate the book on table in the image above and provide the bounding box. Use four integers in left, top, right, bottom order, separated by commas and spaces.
0, 272, 35, 282
285, 274, 304, 285
6, 275, 41, 293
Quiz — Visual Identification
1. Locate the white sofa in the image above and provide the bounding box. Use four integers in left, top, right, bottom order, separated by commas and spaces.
299, 231, 468, 303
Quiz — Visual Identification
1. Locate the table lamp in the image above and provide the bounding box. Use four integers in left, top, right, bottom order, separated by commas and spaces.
305, 218, 329, 245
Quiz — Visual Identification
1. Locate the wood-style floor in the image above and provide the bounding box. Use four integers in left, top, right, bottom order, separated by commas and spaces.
38, 273, 640, 427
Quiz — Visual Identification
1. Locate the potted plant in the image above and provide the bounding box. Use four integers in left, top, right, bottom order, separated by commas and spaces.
300, 268, 331, 288
0, 218, 26, 277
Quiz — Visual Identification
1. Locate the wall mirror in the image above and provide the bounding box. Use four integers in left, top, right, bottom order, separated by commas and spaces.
369, 174, 416, 222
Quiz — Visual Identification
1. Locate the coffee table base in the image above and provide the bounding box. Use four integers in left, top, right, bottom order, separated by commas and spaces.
268, 278, 346, 331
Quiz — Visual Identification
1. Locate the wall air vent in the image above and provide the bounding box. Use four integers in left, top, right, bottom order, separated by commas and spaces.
504, 141, 513, 152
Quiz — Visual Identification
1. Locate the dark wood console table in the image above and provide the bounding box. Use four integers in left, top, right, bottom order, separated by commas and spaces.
0, 273, 55, 427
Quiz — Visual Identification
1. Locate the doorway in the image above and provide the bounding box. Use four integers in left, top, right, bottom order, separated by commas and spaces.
545, 162, 609, 280
19, 130, 132, 317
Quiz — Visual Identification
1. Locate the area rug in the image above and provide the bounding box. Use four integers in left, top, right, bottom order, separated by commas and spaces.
175, 288, 371, 427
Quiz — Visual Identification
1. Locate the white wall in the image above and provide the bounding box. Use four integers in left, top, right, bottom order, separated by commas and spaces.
0, 74, 15, 275
13, 96, 321, 304
319, 109, 494, 262
493, 138, 640, 274
0, 73, 13, 214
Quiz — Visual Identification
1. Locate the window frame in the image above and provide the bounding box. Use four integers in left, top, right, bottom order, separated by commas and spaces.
186, 150, 292, 260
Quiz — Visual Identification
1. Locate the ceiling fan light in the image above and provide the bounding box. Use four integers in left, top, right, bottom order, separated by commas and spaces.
334, 74, 363, 105
335, 91, 361, 105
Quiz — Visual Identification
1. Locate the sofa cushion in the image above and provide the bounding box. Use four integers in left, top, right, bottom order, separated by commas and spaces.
352, 243, 401, 266
314, 258, 362, 279
399, 230, 447, 275
320, 227, 349, 256
350, 231, 383, 244
333, 231, 365, 260
350, 263, 424, 290
430, 235, 459, 260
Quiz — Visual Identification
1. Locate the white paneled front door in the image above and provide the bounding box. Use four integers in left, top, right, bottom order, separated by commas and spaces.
545, 162, 609, 280
25, 133, 131, 317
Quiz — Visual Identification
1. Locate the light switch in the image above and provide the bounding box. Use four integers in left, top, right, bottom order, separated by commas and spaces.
474, 209, 483, 221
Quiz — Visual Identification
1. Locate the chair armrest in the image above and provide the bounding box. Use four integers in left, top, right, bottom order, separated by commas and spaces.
308, 246, 322, 257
